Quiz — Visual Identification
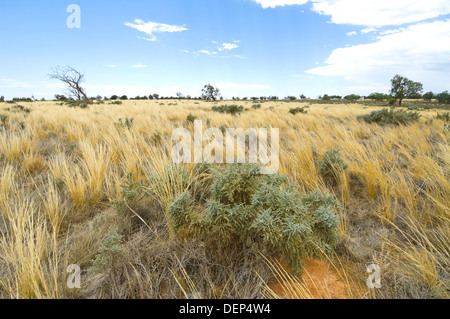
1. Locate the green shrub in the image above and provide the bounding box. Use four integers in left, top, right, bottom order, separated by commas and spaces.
317, 147, 348, 183
212, 104, 243, 115
357, 108, 420, 126
252, 103, 262, 110
65, 100, 89, 108
436, 112, 450, 122
109, 101, 122, 105
167, 163, 341, 275
91, 228, 124, 273
289, 107, 307, 115
115, 117, 134, 130
187, 113, 197, 123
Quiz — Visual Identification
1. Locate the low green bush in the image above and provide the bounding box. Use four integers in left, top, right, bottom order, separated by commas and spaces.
317, 147, 348, 183
167, 163, 341, 275
289, 107, 307, 115
357, 108, 420, 125
212, 104, 244, 115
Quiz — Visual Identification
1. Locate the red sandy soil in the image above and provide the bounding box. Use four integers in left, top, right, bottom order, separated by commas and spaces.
270, 258, 349, 299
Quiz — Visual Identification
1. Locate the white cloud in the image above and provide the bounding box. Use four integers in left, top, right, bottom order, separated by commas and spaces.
220, 42, 239, 51
252, 0, 450, 27
125, 19, 188, 41
305, 19, 450, 92
199, 50, 217, 55
311, 0, 450, 27
131, 64, 149, 68
105, 64, 117, 68
251, 0, 309, 9
346, 31, 357, 36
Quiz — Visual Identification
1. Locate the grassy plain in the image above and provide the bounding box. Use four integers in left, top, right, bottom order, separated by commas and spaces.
0, 99, 448, 298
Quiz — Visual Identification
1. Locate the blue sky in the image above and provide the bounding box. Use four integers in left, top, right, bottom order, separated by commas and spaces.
1, 0, 450, 99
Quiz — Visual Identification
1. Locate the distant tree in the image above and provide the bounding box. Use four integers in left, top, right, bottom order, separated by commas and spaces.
201, 84, 221, 101
152, 93, 159, 100
176, 92, 184, 99
49, 66, 90, 102
422, 91, 434, 102
104, 96, 109, 100
270, 96, 279, 100
251, 97, 258, 101
110, 95, 118, 100
96, 95, 103, 101
54, 94, 68, 101
0, 96, 5, 102
367, 92, 388, 101
390, 74, 423, 106
41, 98, 46, 101
286, 96, 297, 101
120, 95, 128, 100
299, 94, 306, 100
322, 94, 331, 101
344, 94, 360, 101
436, 91, 450, 104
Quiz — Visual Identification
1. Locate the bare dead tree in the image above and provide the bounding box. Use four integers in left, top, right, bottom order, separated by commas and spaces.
49, 66, 91, 102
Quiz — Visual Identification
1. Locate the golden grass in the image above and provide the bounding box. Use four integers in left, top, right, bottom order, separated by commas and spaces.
0, 99, 448, 299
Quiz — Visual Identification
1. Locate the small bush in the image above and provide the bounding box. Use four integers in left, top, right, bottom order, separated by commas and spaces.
436, 112, 450, 122
252, 103, 262, 110
167, 163, 341, 275
115, 117, 134, 130
211, 104, 243, 115
109, 101, 122, 105
317, 147, 348, 183
289, 107, 307, 115
187, 113, 197, 123
91, 228, 125, 273
357, 108, 420, 126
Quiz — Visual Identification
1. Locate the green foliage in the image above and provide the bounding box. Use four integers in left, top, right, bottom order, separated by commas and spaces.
65, 100, 89, 108
367, 92, 389, 101
357, 108, 421, 126
436, 91, 450, 104
115, 117, 134, 130
91, 228, 125, 273
289, 107, 307, 115
344, 94, 360, 101
317, 147, 348, 183
201, 84, 221, 101
423, 91, 434, 102
0, 114, 7, 129
167, 163, 341, 275
109, 100, 122, 105
212, 104, 244, 115
390, 74, 423, 106
252, 103, 262, 110
436, 112, 450, 122
187, 113, 197, 123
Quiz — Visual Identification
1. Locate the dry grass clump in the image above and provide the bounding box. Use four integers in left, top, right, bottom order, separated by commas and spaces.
0, 99, 448, 299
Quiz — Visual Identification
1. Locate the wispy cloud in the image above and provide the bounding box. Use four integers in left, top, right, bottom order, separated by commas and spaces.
131, 64, 149, 68
346, 31, 357, 36
124, 19, 188, 41
182, 40, 241, 58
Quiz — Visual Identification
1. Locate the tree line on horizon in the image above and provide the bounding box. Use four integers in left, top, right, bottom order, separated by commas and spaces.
1, 69, 449, 105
